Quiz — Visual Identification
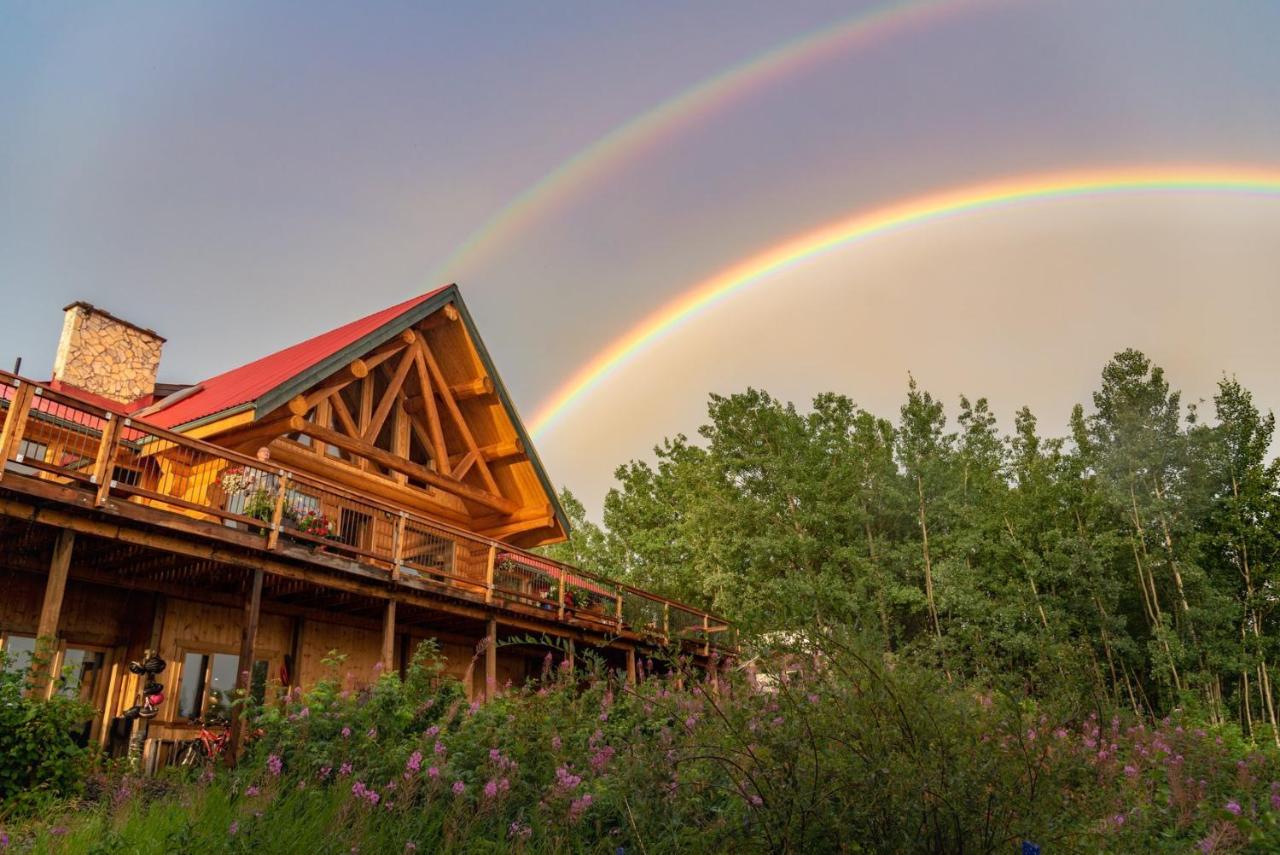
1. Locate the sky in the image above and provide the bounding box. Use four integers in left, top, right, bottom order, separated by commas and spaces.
4, 1, 1280, 514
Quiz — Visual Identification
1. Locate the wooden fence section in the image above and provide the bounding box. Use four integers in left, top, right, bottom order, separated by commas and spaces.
0, 372, 734, 652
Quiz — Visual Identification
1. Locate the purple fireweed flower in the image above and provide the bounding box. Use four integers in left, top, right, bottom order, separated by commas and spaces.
1226, 800, 1242, 815
434, 740, 447, 756
425, 725, 439, 738
299, 706, 310, 718
406, 750, 423, 774
489, 748, 502, 763
452, 780, 466, 796
551, 735, 562, 750
319, 765, 332, 779
1113, 814, 1125, 827
341, 727, 352, 739
509, 821, 533, 840
228, 821, 239, 836
267, 754, 283, 776
367, 727, 378, 740
405, 843, 417, 853
245, 785, 260, 797
468, 701, 481, 715
339, 762, 353, 777
1124, 765, 1138, 778
427, 766, 440, 778
484, 779, 499, 799
568, 793, 594, 822
0, 831, 8, 849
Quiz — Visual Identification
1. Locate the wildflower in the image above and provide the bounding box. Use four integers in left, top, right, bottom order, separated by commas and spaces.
1124, 765, 1138, 778
569, 793, 594, 822
469, 701, 481, 716
367, 727, 378, 740
808, 693, 820, 704
319, 766, 332, 779
267, 754, 283, 776
489, 748, 502, 763
340, 762, 353, 777
434, 740, 447, 756
405, 843, 417, 853
509, 821, 533, 840
299, 706, 310, 718
229, 821, 239, 836
51, 828, 67, 837
484, 779, 499, 799
427, 766, 440, 778
1226, 800, 1242, 816
405, 750, 423, 775
452, 780, 466, 796
1113, 814, 1125, 827
551, 735, 562, 750
425, 725, 440, 738
245, 785, 260, 797
342, 727, 352, 739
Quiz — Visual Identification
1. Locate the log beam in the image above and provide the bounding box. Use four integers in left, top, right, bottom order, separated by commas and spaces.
229, 567, 264, 761
287, 416, 517, 515
30, 529, 75, 695
449, 377, 493, 400
382, 599, 396, 676
485, 618, 498, 701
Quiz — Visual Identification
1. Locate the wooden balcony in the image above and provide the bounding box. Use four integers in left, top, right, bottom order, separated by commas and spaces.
0, 371, 734, 658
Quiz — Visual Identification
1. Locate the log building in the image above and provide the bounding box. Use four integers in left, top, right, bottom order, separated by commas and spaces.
0, 287, 731, 766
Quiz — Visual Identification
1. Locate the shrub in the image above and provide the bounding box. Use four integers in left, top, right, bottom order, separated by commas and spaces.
0, 648, 95, 816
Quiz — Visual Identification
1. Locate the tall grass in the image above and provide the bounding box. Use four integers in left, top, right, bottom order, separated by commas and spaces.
5, 634, 1280, 853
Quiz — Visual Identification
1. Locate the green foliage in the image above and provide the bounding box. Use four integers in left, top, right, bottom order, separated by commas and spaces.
10, 635, 1280, 852
0, 648, 95, 816
587, 349, 1280, 734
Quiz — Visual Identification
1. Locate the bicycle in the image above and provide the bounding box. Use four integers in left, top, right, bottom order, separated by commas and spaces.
176, 716, 230, 766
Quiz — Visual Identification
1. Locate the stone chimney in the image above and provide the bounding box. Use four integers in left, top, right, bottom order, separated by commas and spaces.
51, 302, 166, 404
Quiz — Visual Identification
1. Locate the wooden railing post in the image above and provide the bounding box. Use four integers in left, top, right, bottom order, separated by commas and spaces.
391, 512, 406, 581
703, 613, 711, 656
485, 545, 497, 604
266, 472, 291, 550
0, 379, 36, 482
557, 566, 566, 620
663, 603, 670, 643
615, 587, 624, 631
91, 413, 124, 506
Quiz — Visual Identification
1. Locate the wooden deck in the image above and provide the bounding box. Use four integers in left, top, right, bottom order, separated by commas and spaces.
0, 369, 733, 656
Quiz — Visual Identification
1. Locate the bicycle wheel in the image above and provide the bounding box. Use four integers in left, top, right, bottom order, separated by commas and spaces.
177, 742, 202, 767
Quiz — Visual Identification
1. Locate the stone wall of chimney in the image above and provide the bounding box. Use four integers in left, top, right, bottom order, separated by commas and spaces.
51, 303, 166, 404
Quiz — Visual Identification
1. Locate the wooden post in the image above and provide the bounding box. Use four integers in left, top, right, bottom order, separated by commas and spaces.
485, 618, 498, 701
615, 588, 624, 631
0, 380, 36, 482
703, 614, 711, 656
228, 568, 264, 762
566, 638, 576, 674
381, 599, 396, 677
557, 566, 566, 620
626, 648, 637, 686
30, 529, 75, 695
484, 545, 496, 603
288, 617, 305, 690
391, 513, 406, 581
265, 473, 291, 549
663, 603, 670, 643
91, 413, 123, 506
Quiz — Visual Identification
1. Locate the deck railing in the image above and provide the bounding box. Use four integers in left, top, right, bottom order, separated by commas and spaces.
0, 372, 733, 652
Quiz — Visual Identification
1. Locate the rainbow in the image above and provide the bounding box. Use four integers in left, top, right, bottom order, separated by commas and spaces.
434, 0, 1000, 279
529, 167, 1280, 437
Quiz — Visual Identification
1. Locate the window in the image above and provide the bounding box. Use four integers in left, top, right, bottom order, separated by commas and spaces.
178, 651, 269, 722
1, 634, 36, 673
56, 648, 106, 700
111, 465, 141, 486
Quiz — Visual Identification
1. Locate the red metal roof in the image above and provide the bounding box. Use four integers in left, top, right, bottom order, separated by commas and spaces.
142, 289, 446, 429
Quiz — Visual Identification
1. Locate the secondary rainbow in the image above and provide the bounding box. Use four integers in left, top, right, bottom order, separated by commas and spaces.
434, 0, 1001, 279
529, 167, 1280, 437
